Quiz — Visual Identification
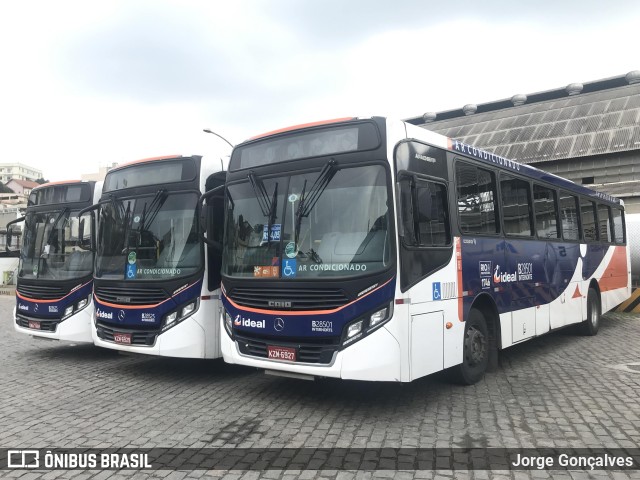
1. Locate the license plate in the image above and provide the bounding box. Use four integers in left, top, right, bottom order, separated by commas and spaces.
267, 345, 296, 362
28, 321, 41, 330
113, 332, 132, 344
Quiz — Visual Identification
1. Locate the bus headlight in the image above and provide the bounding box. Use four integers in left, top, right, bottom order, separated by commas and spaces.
369, 307, 388, 328
224, 310, 233, 338
77, 298, 88, 310
162, 298, 200, 331
341, 303, 393, 348
63, 306, 74, 318
181, 302, 196, 317
347, 320, 363, 338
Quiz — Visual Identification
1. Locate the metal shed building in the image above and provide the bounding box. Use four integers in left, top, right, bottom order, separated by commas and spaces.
405, 70, 640, 214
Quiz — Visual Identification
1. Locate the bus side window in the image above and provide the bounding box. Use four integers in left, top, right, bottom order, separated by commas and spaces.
414, 180, 450, 246
500, 175, 533, 236
559, 191, 580, 241
398, 177, 416, 246
597, 204, 612, 243
580, 199, 598, 242
612, 208, 625, 244
533, 184, 560, 239
455, 162, 499, 235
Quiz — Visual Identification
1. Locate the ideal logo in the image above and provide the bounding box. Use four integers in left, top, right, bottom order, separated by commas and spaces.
479, 261, 492, 277
96, 309, 113, 320
49, 306, 58, 313
493, 265, 516, 284
233, 315, 265, 329
18, 304, 29, 311
141, 313, 155, 322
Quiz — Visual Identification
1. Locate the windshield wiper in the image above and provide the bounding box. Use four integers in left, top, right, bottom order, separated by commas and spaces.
248, 171, 272, 217
248, 172, 279, 245
294, 158, 338, 245
43, 207, 69, 254
139, 189, 167, 233
120, 202, 133, 254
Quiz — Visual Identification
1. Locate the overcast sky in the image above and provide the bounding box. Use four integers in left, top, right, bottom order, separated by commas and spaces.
1, 1, 638, 181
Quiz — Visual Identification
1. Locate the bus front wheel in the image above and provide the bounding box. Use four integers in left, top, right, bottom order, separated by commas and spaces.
450, 309, 489, 385
578, 288, 600, 336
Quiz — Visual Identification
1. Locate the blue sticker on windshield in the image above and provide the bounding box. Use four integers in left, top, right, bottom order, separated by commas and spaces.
262, 224, 281, 242
126, 263, 137, 280
282, 259, 297, 278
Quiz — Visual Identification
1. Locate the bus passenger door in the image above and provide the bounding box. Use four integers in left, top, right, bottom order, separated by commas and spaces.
204, 172, 226, 292
504, 239, 536, 343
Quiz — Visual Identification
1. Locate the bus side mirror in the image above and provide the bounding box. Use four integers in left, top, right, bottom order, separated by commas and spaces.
5, 229, 12, 250
78, 218, 93, 251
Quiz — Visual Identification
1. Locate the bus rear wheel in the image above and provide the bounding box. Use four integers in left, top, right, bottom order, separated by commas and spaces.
450, 309, 489, 385
578, 288, 600, 336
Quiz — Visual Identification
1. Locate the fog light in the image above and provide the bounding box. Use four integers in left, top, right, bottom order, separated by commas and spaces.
347, 320, 363, 339
181, 302, 196, 317
64, 306, 74, 317
165, 312, 177, 325
369, 307, 388, 328
224, 310, 233, 335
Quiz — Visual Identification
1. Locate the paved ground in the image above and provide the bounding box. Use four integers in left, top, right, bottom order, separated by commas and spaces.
1, 295, 639, 479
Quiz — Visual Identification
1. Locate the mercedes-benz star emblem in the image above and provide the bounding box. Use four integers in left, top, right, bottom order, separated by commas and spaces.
34, 304, 39, 312
118, 310, 126, 321
274, 318, 285, 332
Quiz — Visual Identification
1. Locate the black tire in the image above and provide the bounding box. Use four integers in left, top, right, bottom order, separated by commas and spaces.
578, 288, 600, 336
450, 309, 490, 385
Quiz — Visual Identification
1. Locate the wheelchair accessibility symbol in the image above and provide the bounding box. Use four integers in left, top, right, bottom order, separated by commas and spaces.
282, 259, 297, 278
126, 263, 137, 279
432, 282, 441, 301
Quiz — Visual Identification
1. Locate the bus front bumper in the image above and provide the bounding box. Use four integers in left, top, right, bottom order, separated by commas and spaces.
13, 305, 94, 343
221, 326, 401, 382
92, 315, 209, 359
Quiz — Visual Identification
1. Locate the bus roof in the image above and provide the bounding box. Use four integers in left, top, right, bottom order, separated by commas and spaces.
109, 154, 184, 173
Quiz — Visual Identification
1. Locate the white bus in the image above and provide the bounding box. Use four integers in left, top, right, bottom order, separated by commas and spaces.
217, 116, 630, 383
9, 180, 100, 342
90, 155, 225, 358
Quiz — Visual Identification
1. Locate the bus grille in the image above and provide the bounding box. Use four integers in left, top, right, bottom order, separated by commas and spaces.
16, 316, 58, 332
94, 286, 168, 305
227, 287, 349, 311
234, 333, 339, 364
95, 322, 158, 346
17, 283, 67, 300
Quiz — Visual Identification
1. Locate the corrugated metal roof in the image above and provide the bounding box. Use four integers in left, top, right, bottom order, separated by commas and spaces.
409, 80, 640, 164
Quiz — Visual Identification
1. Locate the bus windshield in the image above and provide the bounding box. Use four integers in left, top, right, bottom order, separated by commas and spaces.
95, 192, 201, 280
19, 209, 93, 280
223, 164, 391, 279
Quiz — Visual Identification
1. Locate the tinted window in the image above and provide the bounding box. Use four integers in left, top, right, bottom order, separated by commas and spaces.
31, 184, 91, 206
612, 208, 625, 244
533, 185, 560, 239
415, 180, 450, 246
233, 123, 380, 170
581, 199, 597, 242
559, 191, 580, 241
501, 175, 533, 236
598, 204, 612, 243
456, 162, 498, 235
104, 159, 196, 192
